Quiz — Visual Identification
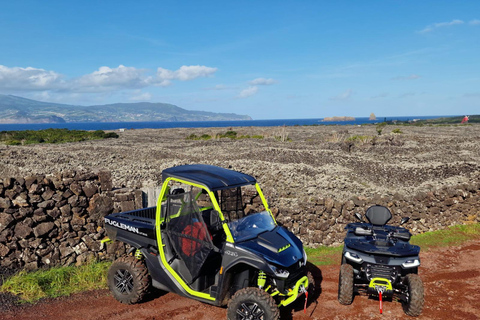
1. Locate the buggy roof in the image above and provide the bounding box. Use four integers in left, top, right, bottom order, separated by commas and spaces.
162, 164, 256, 191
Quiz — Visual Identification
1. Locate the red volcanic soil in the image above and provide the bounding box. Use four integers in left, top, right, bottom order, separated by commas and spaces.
2, 240, 479, 320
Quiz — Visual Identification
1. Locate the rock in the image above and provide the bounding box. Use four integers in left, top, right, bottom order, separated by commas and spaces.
14, 223, 33, 238
0, 198, 12, 209
0, 243, 10, 256
12, 193, 29, 207
59, 243, 74, 257
38, 200, 55, 209
41, 187, 55, 201
87, 194, 114, 222
0, 213, 14, 232
34, 222, 55, 237
70, 182, 83, 196
325, 198, 334, 213
82, 181, 98, 198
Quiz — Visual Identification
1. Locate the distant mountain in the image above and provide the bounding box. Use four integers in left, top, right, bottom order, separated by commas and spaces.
0, 94, 252, 123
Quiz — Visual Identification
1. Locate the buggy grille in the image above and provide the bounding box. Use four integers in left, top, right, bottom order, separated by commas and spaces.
366, 264, 397, 281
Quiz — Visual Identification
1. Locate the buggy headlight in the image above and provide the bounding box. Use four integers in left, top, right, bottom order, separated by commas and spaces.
402, 259, 420, 268
345, 251, 363, 264
268, 264, 290, 278
303, 248, 308, 264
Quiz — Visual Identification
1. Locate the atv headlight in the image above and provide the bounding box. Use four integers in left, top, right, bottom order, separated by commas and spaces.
345, 251, 363, 264
401, 259, 420, 268
268, 264, 290, 278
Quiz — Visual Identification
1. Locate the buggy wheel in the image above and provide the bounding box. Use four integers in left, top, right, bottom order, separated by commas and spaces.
227, 287, 279, 320
402, 274, 424, 317
338, 263, 354, 305
108, 255, 151, 304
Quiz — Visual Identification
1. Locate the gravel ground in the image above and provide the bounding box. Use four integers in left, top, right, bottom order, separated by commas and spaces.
1, 124, 479, 208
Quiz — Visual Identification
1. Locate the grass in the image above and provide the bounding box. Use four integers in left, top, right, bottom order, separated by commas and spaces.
0, 261, 111, 303
0, 128, 118, 145
2, 223, 479, 304
410, 223, 480, 249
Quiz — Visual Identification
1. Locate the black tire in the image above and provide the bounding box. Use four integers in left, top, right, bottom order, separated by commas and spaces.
107, 255, 151, 304
402, 274, 424, 317
306, 261, 322, 303
227, 287, 280, 320
338, 263, 354, 305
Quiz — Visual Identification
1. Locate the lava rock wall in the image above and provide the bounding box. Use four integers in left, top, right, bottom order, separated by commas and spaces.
0, 170, 142, 271
1, 170, 479, 273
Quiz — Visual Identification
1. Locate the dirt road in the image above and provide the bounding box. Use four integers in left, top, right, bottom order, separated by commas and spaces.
2, 239, 479, 320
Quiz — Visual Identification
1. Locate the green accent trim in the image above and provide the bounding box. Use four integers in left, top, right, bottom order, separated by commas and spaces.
277, 244, 291, 253
100, 237, 112, 244
368, 278, 393, 291
278, 275, 309, 307
134, 249, 143, 260
255, 183, 277, 224
257, 271, 266, 288
155, 177, 215, 301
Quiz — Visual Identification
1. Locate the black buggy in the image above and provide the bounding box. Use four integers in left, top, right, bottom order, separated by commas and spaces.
338, 205, 424, 316
103, 164, 312, 320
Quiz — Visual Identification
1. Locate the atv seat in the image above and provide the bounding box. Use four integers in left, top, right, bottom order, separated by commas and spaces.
365, 205, 392, 226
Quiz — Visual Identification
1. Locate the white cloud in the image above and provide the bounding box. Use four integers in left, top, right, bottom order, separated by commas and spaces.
0, 65, 64, 90
237, 86, 258, 98
156, 65, 217, 82
470, 19, 480, 26
330, 89, 353, 101
391, 74, 421, 80
418, 19, 464, 33
74, 65, 151, 92
249, 78, 276, 86
0, 64, 218, 96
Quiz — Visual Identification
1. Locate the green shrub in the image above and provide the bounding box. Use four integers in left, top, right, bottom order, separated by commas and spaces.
0, 129, 118, 145
376, 122, 387, 135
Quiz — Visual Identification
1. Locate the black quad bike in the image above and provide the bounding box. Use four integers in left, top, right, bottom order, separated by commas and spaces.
338, 205, 424, 317
103, 164, 313, 320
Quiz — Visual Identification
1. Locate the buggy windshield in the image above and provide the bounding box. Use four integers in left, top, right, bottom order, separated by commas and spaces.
228, 211, 276, 242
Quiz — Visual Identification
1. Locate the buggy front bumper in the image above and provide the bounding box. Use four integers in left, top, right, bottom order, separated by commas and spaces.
278, 275, 309, 307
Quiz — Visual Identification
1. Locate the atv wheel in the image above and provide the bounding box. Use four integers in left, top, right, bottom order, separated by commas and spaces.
402, 274, 424, 317
227, 287, 279, 320
108, 255, 151, 304
338, 263, 354, 305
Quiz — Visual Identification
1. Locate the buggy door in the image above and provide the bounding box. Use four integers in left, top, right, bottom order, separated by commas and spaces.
163, 190, 216, 284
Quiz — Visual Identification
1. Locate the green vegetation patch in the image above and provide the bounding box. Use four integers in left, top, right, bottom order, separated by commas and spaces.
305, 245, 343, 266
1, 261, 111, 303
0, 129, 118, 145
410, 223, 480, 249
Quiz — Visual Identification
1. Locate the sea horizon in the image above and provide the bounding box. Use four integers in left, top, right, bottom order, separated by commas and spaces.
0, 115, 461, 132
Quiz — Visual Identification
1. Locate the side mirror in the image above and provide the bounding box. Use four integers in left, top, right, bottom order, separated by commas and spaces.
355, 212, 365, 222
400, 217, 410, 225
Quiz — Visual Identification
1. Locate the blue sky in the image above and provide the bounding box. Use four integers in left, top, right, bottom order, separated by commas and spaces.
0, 1, 479, 119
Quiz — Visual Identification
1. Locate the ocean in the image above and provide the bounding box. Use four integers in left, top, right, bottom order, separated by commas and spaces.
0, 115, 454, 132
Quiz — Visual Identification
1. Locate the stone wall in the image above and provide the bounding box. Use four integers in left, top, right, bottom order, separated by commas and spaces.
275, 181, 480, 246
0, 170, 142, 271
1, 170, 479, 273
